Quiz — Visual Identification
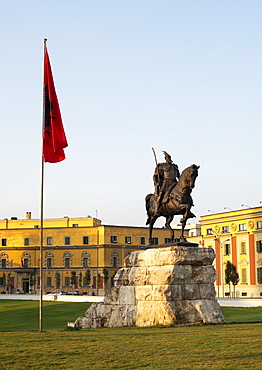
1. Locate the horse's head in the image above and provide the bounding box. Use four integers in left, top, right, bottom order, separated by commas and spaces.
188, 164, 200, 189
179, 164, 200, 191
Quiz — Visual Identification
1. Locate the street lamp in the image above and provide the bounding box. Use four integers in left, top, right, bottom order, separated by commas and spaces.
214, 238, 230, 298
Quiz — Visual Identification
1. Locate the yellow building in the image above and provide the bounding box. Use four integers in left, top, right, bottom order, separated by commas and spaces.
0, 212, 185, 295
200, 207, 262, 298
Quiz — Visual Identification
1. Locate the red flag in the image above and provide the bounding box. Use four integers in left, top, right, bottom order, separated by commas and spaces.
43, 46, 68, 163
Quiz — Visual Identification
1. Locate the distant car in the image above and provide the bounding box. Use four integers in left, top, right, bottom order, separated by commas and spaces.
47, 290, 65, 295
66, 290, 82, 296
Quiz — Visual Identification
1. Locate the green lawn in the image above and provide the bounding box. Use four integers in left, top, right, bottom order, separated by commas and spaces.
0, 301, 262, 369
0, 299, 91, 331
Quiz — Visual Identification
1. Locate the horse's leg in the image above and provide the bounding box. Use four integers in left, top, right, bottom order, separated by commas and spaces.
180, 219, 188, 242
165, 215, 174, 242
180, 205, 191, 242
148, 215, 158, 245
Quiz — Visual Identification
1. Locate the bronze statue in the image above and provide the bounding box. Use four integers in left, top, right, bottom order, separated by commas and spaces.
153, 150, 180, 216
146, 150, 199, 244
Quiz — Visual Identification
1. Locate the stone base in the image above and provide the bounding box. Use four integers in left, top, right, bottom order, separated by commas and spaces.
142, 242, 199, 249
74, 246, 226, 328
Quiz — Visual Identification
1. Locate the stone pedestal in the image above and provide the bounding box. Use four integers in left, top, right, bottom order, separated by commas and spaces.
75, 245, 225, 328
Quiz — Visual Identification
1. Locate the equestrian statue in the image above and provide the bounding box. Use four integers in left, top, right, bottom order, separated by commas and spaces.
145, 149, 199, 244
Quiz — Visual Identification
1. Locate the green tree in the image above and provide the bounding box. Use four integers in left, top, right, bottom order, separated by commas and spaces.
55, 272, 61, 291
97, 272, 101, 293
6, 273, 11, 294
79, 271, 82, 287
70, 271, 77, 292
78, 271, 82, 293
2, 273, 6, 292
84, 269, 91, 294
225, 261, 239, 298
29, 271, 36, 293
111, 271, 117, 287
102, 268, 109, 292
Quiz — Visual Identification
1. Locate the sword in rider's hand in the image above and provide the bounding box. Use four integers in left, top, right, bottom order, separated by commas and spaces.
152, 147, 160, 193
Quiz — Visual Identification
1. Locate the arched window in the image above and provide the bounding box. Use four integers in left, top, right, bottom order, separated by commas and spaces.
111, 251, 119, 267
63, 252, 72, 268
0, 253, 8, 268
45, 252, 54, 269
81, 251, 90, 268
22, 252, 31, 268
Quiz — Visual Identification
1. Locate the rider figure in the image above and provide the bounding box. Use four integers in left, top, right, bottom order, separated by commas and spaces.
153, 151, 180, 216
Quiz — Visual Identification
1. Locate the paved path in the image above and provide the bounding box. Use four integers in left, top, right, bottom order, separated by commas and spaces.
1, 294, 261, 306
218, 298, 262, 307
0, 294, 104, 303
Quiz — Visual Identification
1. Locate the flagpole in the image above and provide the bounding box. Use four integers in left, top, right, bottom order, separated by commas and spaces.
39, 38, 47, 332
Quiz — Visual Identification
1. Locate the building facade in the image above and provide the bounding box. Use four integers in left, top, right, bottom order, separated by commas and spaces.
0, 212, 186, 295
200, 207, 262, 298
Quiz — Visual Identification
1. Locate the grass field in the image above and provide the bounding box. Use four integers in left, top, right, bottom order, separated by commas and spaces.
0, 300, 262, 369
0, 299, 91, 331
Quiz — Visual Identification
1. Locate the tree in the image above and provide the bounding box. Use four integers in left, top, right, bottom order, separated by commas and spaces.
55, 272, 61, 291
96, 272, 101, 295
102, 268, 109, 292
225, 261, 239, 298
6, 273, 11, 294
70, 271, 77, 292
2, 273, 6, 292
78, 271, 82, 290
29, 271, 36, 293
85, 269, 91, 294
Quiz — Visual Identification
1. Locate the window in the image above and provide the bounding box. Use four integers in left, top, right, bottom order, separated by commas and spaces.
65, 237, 70, 245
256, 241, 262, 253
239, 224, 246, 231
222, 226, 229, 233
22, 253, 30, 268
46, 277, 52, 287
257, 221, 262, 229
81, 252, 90, 268
83, 236, 89, 245
207, 228, 213, 235
47, 237, 53, 245
63, 251, 72, 268
65, 277, 70, 286
257, 268, 262, 284
151, 237, 159, 245
46, 258, 52, 269
1, 239, 7, 246
174, 238, 180, 242
241, 268, 247, 284
24, 238, 30, 246
45, 252, 54, 268
165, 238, 171, 244
23, 259, 29, 268
140, 237, 146, 245
1, 259, 6, 268
83, 258, 89, 268
0, 253, 8, 268
224, 243, 231, 256
240, 242, 246, 254
111, 235, 118, 243
111, 251, 119, 267
125, 236, 132, 244
72, 224, 78, 228
65, 258, 70, 268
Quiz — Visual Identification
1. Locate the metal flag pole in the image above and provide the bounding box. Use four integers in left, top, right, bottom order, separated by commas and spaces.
39, 38, 47, 332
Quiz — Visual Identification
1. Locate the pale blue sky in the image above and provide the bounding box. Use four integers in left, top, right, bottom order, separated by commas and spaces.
0, 1, 262, 227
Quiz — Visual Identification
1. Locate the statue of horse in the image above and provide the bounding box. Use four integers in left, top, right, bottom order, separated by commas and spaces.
145, 164, 200, 244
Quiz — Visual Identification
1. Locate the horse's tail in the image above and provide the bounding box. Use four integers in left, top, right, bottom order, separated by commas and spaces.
145, 193, 153, 225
